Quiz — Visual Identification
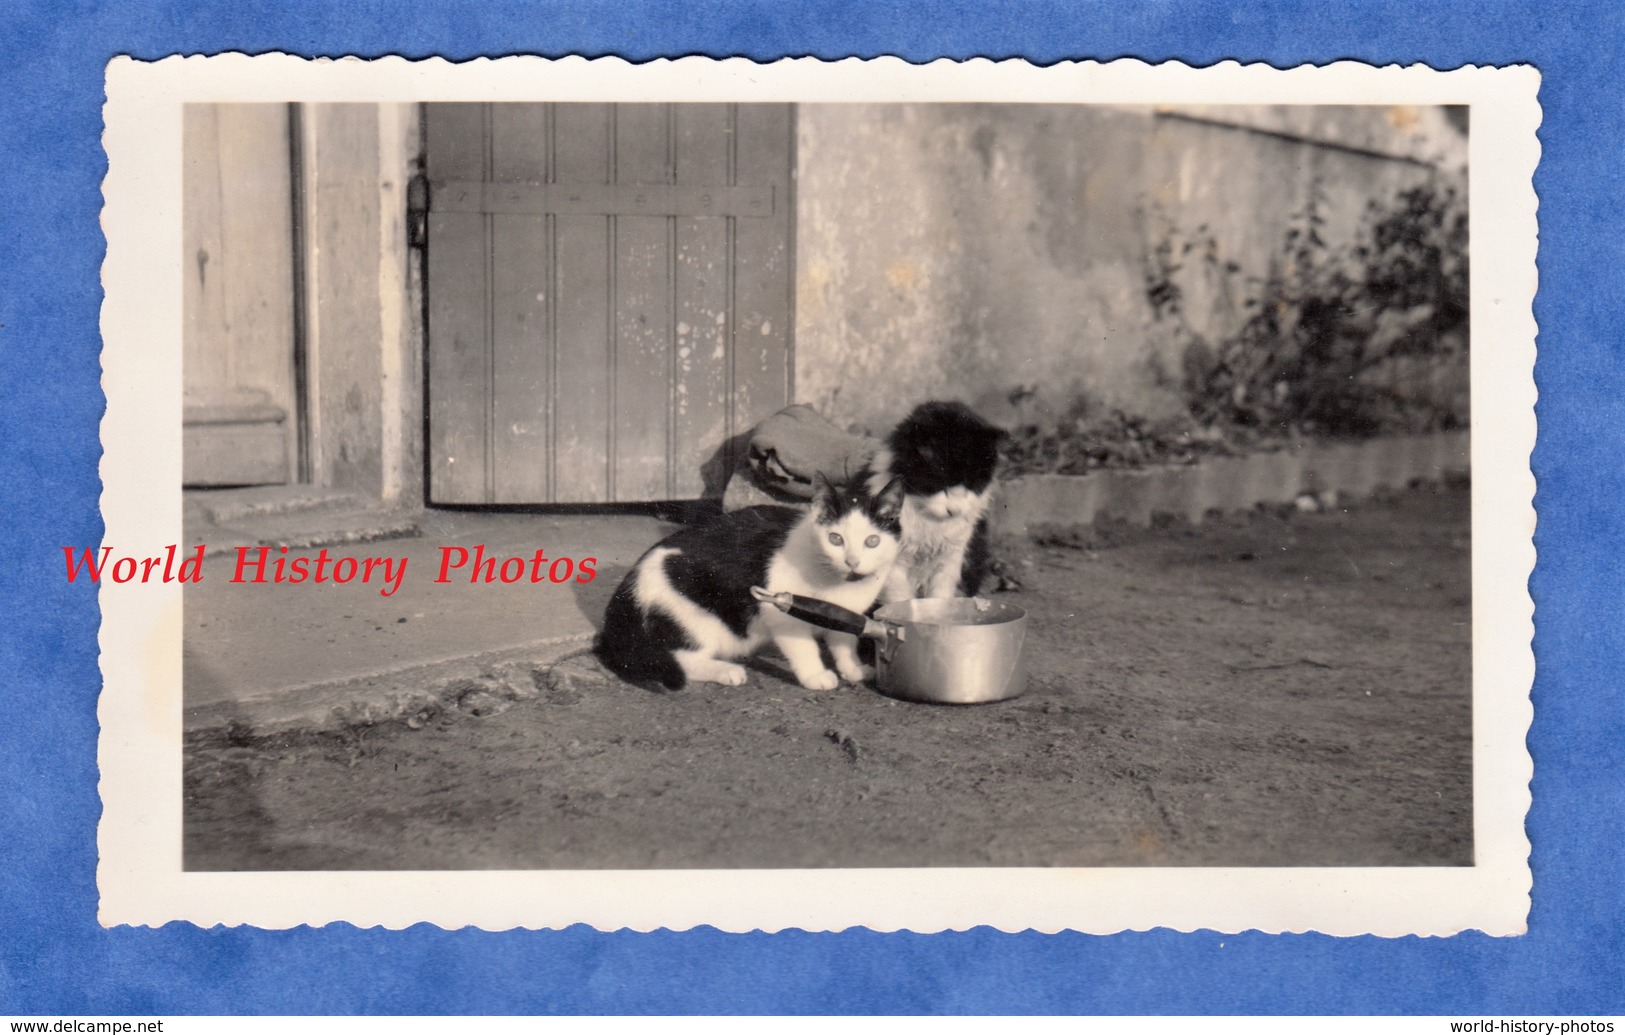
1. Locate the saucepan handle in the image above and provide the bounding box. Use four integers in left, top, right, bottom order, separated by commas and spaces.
749, 587, 894, 640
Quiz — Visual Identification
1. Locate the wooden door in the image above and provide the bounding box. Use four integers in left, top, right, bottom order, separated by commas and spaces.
423, 103, 794, 504
182, 104, 298, 487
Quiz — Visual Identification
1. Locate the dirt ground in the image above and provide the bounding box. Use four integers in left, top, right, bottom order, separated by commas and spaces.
185, 482, 1472, 870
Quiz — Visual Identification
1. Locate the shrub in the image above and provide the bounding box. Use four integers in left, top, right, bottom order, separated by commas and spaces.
1148, 176, 1469, 438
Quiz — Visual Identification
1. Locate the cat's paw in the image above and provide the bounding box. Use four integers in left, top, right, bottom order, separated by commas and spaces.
836, 662, 875, 684
710, 662, 749, 686
796, 668, 841, 692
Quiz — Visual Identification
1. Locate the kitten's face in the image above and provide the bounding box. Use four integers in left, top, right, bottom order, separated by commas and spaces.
811, 476, 904, 580
885, 400, 1004, 519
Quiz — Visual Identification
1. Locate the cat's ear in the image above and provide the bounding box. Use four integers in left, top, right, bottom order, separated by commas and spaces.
810, 471, 837, 519
872, 476, 905, 523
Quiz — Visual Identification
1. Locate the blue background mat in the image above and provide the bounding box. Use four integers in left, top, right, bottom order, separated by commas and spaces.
2, 0, 1620, 1014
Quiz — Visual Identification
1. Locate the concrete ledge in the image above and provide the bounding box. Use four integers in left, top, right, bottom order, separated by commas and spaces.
992, 431, 1470, 537
185, 634, 595, 738
189, 486, 362, 524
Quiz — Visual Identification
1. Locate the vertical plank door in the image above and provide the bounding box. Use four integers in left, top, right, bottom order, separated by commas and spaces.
182, 103, 298, 486
424, 102, 794, 504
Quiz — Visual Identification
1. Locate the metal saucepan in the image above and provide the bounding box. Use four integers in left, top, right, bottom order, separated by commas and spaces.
750, 587, 1027, 704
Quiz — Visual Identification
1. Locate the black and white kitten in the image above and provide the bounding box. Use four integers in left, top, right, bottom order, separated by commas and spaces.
864, 400, 1004, 601
597, 474, 905, 692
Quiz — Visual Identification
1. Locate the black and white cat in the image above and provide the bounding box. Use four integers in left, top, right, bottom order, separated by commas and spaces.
597, 474, 905, 692
864, 400, 1004, 601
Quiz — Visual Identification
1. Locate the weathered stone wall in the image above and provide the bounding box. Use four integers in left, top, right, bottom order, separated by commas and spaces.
793, 103, 1467, 434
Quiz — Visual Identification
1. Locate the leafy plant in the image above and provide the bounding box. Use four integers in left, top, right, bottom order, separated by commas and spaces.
998, 388, 1237, 477
1149, 176, 1469, 438
997, 176, 1468, 479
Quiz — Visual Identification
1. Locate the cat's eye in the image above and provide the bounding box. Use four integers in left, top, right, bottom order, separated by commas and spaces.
865, 535, 881, 548
828, 532, 844, 546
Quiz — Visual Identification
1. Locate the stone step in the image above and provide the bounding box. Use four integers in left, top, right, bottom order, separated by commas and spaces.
192, 508, 423, 562
187, 485, 363, 525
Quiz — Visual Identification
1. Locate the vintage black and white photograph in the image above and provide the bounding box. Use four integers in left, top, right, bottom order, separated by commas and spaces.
97, 56, 1535, 934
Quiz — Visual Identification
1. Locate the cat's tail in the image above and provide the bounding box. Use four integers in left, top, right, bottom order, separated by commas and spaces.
595, 581, 687, 691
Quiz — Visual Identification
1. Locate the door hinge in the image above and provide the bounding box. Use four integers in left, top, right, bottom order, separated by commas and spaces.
406, 173, 429, 249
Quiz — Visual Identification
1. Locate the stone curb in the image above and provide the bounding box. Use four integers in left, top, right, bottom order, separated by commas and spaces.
991, 431, 1470, 537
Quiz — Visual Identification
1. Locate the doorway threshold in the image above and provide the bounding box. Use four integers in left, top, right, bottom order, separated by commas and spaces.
183, 485, 422, 555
